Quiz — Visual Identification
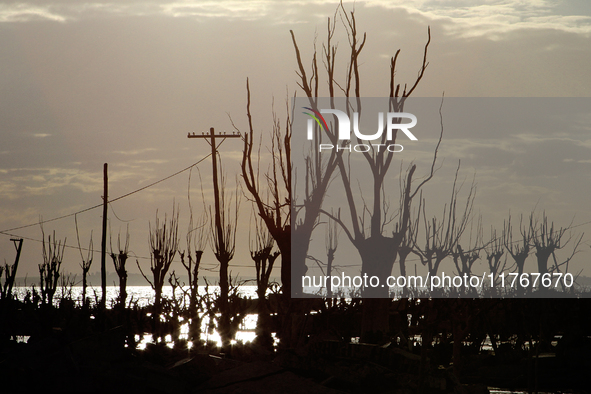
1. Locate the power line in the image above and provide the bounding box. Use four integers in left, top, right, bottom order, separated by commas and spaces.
109, 202, 134, 223
0, 230, 153, 261
108, 154, 211, 204
0, 229, 266, 268
0, 154, 211, 235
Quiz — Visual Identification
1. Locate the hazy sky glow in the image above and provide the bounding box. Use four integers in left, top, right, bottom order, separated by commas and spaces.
1, 0, 590, 281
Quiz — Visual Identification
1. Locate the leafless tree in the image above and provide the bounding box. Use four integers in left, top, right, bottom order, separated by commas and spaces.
180, 209, 207, 342
75, 215, 93, 307
241, 87, 293, 298
1, 238, 22, 300
110, 225, 130, 309
414, 165, 476, 278
250, 214, 278, 301
452, 216, 484, 278
397, 198, 421, 278
138, 206, 180, 319
250, 213, 279, 348
209, 171, 240, 349
167, 270, 184, 343
551, 230, 584, 291
59, 272, 76, 302
39, 225, 66, 306
326, 28, 433, 283
485, 228, 506, 287
240, 5, 356, 302
291, 4, 436, 341
242, 3, 438, 342
325, 213, 339, 299
287, 9, 352, 299
530, 212, 569, 276
503, 213, 531, 276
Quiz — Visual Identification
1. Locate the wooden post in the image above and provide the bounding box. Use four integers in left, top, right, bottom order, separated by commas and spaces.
101, 163, 108, 309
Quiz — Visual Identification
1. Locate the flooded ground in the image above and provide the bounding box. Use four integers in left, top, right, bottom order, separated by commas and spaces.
13, 285, 263, 348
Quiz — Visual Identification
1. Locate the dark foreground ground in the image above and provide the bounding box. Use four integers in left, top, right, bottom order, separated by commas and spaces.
1, 328, 590, 394
2, 297, 591, 393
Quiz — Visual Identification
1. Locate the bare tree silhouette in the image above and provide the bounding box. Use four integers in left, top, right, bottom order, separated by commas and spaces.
485, 228, 506, 288
209, 171, 240, 350
503, 213, 531, 276
75, 215, 93, 307
452, 216, 484, 278
249, 214, 279, 349
288, 10, 348, 299
414, 164, 475, 278
39, 225, 66, 306
292, 3, 443, 341
325, 214, 339, 299
180, 209, 207, 343
530, 212, 569, 276
138, 206, 179, 331
551, 230, 584, 292
0, 238, 22, 301
110, 225, 129, 309
241, 84, 293, 299
397, 200, 420, 279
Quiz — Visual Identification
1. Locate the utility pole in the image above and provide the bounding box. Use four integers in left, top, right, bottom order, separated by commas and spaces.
188, 129, 241, 256
188, 127, 240, 348
101, 163, 108, 309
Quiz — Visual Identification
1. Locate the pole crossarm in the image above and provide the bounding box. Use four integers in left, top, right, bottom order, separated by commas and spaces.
188, 131, 241, 139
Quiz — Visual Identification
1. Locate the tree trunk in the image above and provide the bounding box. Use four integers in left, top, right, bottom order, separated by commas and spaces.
357, 235, 399, 343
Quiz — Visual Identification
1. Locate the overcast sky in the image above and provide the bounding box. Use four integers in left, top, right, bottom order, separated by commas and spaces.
1, 0, 590, 282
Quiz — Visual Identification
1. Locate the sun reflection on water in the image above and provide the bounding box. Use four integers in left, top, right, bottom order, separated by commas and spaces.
15, 285, 264, 351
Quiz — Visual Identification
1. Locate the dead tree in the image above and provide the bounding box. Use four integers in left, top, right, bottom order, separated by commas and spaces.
1, 238, 22, 300
530, 212, 569, 276
415, 164, 475, 278
551, 231, 584, 292
75, 215, 93, 307
485, 228, 506, 288
398, 199, 421, 278
241, 87, 294, 299
325, 214, 339, 299
503, 214, 531, 276
313, 6, 437, 343
39, 226, 66, 306
59, 273, 76, 302
250, 214, 278, 301
453, 245, 480, 278
167, 270, 184, 343
452, 216, 484, 279
110, 225, 130, 309
138, 206, 180, 322
288, 11, 347, 299
240, 6, 354, 303
209, 172, 240, 350
287, 4, 437, 343
250, 214, 279, 349
180, 209, 207, 343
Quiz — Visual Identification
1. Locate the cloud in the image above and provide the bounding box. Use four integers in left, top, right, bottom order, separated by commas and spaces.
161, 1, 271, 20
0, 4, 67, 22
4, 1, 588, 39
0, 167, 103, 200
364, 0, 591, 37
113, 148, 158, 156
